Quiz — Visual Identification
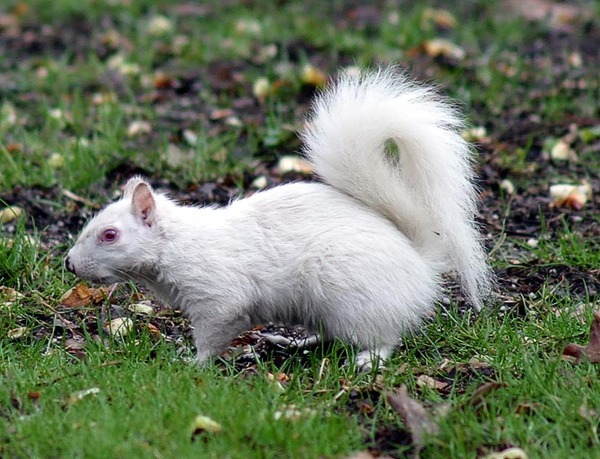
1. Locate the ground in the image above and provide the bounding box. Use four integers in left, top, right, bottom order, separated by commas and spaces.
1, 1, 599, 458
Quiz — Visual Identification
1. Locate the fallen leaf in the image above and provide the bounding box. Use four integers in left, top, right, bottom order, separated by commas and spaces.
422, 38, 465, 60
65, 338, 86, 358
107, 53, 140, 76
549, 140, 577, 161
190, 414, 222, 440
421, 7, 457, 29
7, 326, 28, 339
503, 0, 592, 32
300, 64, 327, 87
48, 152, 65, 168
578, 401, 598, 424
265, 372, 286, 393
273, 404, 317, 421
483, 446, 528, 459
277, 155, 314, 174
65, 387, 100, 405
127, 120, 152, 137
464, 381, 508, 411
91, 92, 117, 105
526, 238, 539, 248
60, 284, 107, 308
416, 374, 450, 391
549, 181, 592, 210
515, 402, 540, 415
251, 175, 268, 190
152, 72, 175, 89
266, 372, 290, 383
0, 205, 24, 223
563, 311, 600, 363
182, 129, 198, 146
165, 143, 192, 168
0, 13, 19, 28
48, 108, 64, 120
386, 385, 439, 448
462, 126, 488, 143
344, 452, 394, 459
343, 452, 377, 459
253, 77, 271, 101
235, 18, 262, 35
500, 179, 516, 195
146, 15, 173, 36
466, 357, 495, 369
551, 302, 593, 325
6, 142, 21, 152
0, 286, 24, 305
13, 3, 29, 16
104, 317, 134, 339
127, 302, 154, 315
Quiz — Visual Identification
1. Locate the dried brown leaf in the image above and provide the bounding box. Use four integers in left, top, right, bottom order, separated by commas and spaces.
65, 338, 86, 359
386, 385, 439, 448
416, 374, 450, 391
300, 64, 327, 88
563, 311, 600, 363
60, 284, 108, 308
515, 402, 540, 415
549, 182, 592, 210
464, 381, 507, 411
146, 323, 162, 339
422, 38, 465, 60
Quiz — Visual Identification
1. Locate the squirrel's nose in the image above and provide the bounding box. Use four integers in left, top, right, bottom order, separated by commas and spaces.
65, 256, 75, 274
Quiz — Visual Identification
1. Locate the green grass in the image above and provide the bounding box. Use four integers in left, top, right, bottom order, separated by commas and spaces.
2, 346, 364, 458
1, 0, 600, 457
2, 219, 600, 457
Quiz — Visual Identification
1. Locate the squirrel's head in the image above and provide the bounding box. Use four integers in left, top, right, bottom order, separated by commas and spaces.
65, 177, 164, 284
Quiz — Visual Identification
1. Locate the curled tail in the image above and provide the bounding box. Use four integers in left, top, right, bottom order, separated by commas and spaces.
301, 68, 492, 308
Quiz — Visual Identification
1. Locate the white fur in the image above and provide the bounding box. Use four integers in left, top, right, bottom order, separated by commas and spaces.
66, 68, 492, 368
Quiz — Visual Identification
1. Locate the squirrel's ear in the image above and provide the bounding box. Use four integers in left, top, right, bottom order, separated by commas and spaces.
123, 176, 151, 198
131, 182, 157, 227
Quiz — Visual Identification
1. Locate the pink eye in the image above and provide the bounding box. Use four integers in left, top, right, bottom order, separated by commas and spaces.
99, 228, 119, 244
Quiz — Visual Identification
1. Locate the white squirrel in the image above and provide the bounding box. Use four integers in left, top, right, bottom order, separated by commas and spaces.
65, 68, 492, 369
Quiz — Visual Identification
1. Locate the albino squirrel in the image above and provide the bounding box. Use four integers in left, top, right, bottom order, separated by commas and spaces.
66, 68, 492, 369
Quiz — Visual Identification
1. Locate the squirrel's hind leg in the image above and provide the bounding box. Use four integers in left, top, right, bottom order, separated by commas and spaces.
355, 345, 395, 372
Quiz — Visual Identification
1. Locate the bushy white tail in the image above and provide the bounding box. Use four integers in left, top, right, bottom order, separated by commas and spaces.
302, 68, 491, 308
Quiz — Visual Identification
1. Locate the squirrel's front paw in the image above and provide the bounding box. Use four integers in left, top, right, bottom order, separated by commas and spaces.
195, 349, 214, 366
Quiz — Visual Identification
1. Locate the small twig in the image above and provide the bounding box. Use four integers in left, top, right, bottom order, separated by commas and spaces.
62, 188, 100, 208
